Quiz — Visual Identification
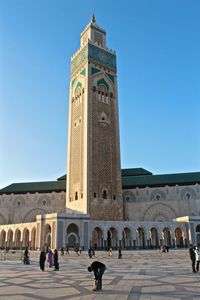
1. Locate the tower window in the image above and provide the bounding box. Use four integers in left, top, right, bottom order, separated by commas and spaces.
94, 193, 96, 198
102, 190, 107, 199
113, 195, 116, 200
75, 192, 78, 200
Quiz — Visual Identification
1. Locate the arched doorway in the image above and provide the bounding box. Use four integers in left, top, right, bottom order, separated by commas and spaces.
150, 227, 159, 248
91, 227, 103, 249
122, 227, 132, 249
30, 227, 36, 250
163, 227, 171, 247
107, 227, 118, 249
196, 224, 200, 244
0, 230, 6, 249
175, 227, 184, 248
22, 228, 29, 248
66, 223, 79, 248
136, 227, 145, 249
7, 229, 13, 248
14, 229, 21, 249
44, 224, 51, 248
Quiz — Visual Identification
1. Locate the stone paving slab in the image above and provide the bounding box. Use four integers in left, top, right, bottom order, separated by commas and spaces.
0, 250, 200, 299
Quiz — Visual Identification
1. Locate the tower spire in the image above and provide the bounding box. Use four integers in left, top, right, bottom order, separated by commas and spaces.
91, 13, 95, 23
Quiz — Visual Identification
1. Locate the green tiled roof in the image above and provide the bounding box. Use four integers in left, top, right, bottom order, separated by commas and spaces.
57, 169, 152, 181
121, 168, 152, 176
0, 170, 199, 195
0, 180, 66, 195
122, 172, 200, 188
57, 175, 67, 181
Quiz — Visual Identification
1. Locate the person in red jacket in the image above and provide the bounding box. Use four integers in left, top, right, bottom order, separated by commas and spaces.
88, 261, 106, 291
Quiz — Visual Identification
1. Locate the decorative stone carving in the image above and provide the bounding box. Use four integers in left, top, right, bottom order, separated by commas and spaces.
150, 189, 166, 202
180, 187, 196, 200
13, 196, 25, 208
123, 191, 136, 203
143, 203, 177, 221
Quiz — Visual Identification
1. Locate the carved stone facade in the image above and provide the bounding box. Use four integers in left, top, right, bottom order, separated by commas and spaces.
66, 17, 123, 220
0, 192, 66, 225
123, 184, 200, 222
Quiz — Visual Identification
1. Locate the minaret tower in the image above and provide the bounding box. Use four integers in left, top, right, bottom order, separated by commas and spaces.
66, 16, 123, 220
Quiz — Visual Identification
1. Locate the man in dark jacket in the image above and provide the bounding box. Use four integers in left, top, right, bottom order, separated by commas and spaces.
189, 244, 196, 273
88, 261, 106, 291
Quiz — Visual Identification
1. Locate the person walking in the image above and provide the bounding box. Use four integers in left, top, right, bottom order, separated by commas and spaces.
194, 244, 200, 272
39, 249, 46, 271
88, 261, 106, 291
109, 248, 113, 257
118, 247, 122, 259
189, 244, 196, 273
23, 247, 30, 264
53, 249, 59, 271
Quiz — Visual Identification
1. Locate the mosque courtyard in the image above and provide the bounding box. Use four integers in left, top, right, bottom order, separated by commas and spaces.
0, 249, 199, 300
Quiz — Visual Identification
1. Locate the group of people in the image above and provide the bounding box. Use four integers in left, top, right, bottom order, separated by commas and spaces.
189, 244, 200, 273
39, 247, 59, 272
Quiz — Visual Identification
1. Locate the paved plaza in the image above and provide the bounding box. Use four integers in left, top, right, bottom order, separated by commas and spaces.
0, 249, 200, 300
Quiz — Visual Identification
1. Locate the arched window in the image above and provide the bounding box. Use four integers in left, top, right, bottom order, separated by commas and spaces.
75, 192, 78, 200
102, 190, 107, 199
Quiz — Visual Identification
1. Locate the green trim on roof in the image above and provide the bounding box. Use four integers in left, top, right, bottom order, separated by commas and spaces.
57, 175, 67, 181
121, 168, 152, 177
0, 181, 66, 195
122, 172, 200, 188
1, 170, 199, 195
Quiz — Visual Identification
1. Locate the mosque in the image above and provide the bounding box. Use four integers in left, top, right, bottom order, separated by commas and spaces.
0, 16, 200, 251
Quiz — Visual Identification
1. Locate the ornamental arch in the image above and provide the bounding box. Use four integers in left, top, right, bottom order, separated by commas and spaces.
66, 223, 79, 248
7, 229, 13, 248
150, 227, 159, 248
91, 227, 103, 249
14, 228, 21, 249
143, 203, 177, 221
175, 227, 184, 248
162, 227, 171, 247
30, 227, 36, 250
0, 229, 6, 248
196, 224, 200, 244
23, 208, 47, 223
107, 226, 118, 249
22, 228, 29, 248
122, 226, 132, 249
44, 224, 51, 248
136, 227, 146, 249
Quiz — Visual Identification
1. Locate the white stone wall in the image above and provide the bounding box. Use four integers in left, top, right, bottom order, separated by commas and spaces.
123, 184, 200, 221
0, 191, 66, 225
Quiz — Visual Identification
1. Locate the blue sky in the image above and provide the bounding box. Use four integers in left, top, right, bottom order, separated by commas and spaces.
0, 0, 200, 188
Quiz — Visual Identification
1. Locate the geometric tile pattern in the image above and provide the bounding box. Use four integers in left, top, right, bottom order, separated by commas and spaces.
0, 250, 200, 300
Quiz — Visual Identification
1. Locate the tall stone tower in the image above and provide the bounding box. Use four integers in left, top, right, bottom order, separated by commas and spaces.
66, 16, 123, 220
